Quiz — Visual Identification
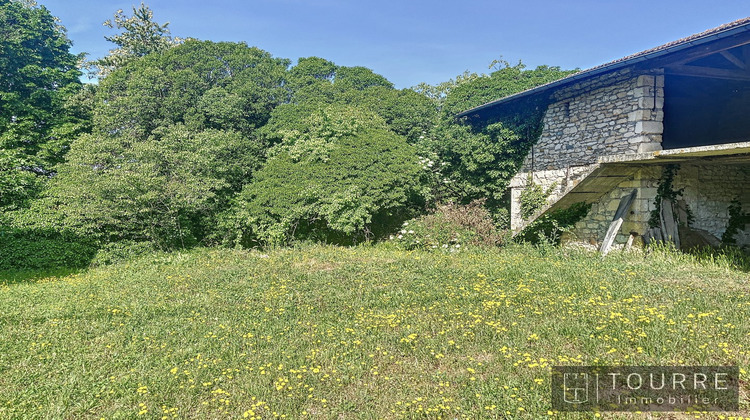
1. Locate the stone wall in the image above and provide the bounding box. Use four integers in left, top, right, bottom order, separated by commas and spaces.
509, 69, 665, 230
562, 164, 750, 247
508, 67, 750, 249
564, 167, 659, 245
508, 165, 597, 230
673, 164, 750, 246
521, 69, 664, 173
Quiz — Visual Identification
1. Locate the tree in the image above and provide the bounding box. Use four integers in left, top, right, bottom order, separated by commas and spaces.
0, 0, 83, 209
222, 105, 428, 246
93, 40, 289, 140
441, 61, 577, 118
47, 126, 254, 248
418, 62, 577, 212
261, 57, 437, 145
47, 41, 290, 248
84, 2, 180, 78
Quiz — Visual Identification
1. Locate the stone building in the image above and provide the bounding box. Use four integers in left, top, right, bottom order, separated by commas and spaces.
458, 18, 750, 248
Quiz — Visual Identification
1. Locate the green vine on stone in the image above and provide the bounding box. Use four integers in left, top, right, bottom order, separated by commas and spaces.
516, 201, 592, 245
649, 164, 692, 228
519, 177, 557, 220
721, 198, 750, 245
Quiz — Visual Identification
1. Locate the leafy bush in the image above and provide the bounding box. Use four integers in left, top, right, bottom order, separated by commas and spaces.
90, 241, 156, 267
414, 62, 575, 214
0, 227, 96, 270
389, 200, 505, 251
516, 201, 592, 245
221, 106, 427, 247
46, 125, 258, 249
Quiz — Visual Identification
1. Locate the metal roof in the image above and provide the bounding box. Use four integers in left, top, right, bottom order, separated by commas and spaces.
457, 17, 750, 118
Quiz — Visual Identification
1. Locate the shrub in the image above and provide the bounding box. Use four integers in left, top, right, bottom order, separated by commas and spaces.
515, 201, 592, 245
519, 178, 556, 220
47, 125, 259, 249
90, 241, 157, 267
221, 107, 427, 247
389, 200, 505, 251
0, 227, 96, 270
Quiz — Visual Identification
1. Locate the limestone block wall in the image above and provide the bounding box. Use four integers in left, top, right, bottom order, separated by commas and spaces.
563, 164, 750, 247
509, 165, 597, 230
520, 69, 665, 173
564, 167, 659, 245
673, 164, 750, 246
510, 69, 666, 230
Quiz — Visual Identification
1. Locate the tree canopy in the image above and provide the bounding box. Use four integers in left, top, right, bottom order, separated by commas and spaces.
418, 62, 577, 212
223, 105, 427, 246
0, 0, 83, 209
84, 2, 180, 78
44, 40, 290, 248
1, 1, 579, 267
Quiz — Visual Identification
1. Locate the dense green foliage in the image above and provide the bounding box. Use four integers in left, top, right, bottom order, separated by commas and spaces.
262, 56, 435, 144
516, 201, 592, 245
84, 2, 180, 77
440, 61, 576, 117
0, 0, 84, 209
419, 62, 576, 213
2, 2, 581, 267
224, 106, 426, 246
0, 226, 96, 269
43, 40, 289, 249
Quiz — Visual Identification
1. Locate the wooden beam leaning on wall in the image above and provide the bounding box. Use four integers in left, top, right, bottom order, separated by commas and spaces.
600, 189, 638, 256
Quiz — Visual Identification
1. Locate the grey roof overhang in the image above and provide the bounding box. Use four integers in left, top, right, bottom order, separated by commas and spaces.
457, 18, 750, 119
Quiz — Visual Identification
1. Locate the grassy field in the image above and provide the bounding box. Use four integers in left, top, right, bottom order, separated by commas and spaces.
0, 244, 749, 419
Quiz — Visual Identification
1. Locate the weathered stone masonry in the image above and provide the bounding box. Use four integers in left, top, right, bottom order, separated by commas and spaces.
567, 164, 750, 247
475, 19, 750, 249
526, 69, 664, 172
510, 70, 665, 230
508, 67, 750, 247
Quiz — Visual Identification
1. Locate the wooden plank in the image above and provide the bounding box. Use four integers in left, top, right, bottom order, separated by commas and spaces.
625, 233, 636, 250
720, 50, 747, 69
613, 189, 638, 220
600, 219, 624, 257
665, 65, 750, 81
660, 198, 681, 249
676, 199, 689, 225
643, 34, 750, 68
600, 189, 638, 256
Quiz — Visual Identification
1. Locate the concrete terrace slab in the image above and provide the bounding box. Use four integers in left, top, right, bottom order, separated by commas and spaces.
513, 141, 750, 236
599, 141, 750, 164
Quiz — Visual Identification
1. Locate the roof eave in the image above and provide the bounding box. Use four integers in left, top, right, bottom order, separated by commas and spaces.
456, 22, 750, 119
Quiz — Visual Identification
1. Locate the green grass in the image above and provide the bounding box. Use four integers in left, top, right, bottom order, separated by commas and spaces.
0, 244, 749, 419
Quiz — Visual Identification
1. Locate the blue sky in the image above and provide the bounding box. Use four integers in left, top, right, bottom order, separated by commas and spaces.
42, 0, 750, 89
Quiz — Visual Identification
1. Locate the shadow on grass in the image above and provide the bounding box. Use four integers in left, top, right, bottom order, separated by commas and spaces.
0, 267, 84, 286
683, 245, 750, 273
0, 225, 98, 274
649, 243, 750, 273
